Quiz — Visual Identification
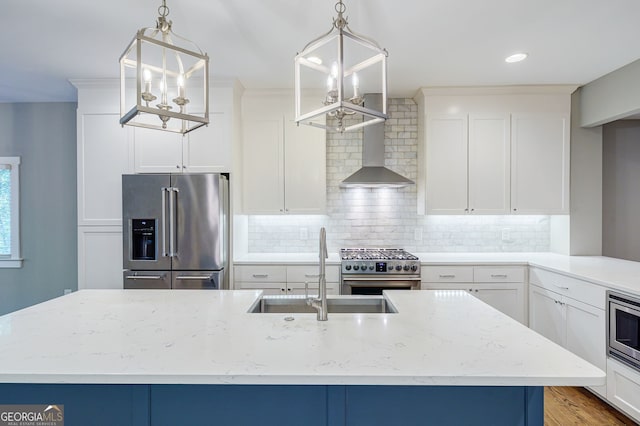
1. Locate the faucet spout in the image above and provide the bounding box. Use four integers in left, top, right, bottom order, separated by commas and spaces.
307, 227, 328, 321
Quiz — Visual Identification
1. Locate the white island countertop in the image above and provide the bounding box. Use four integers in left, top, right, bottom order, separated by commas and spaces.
0, 289, 604, 387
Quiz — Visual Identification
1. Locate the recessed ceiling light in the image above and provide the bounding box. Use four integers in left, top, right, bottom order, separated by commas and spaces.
505, 53, 528, 63
307, 56, 322, 65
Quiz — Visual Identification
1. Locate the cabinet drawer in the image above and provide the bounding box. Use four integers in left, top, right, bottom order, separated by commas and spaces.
422, 266, 473, 283
235, 281, 287, 292
529, 267, 605, 309
474, 267, 524, 283
287, 265, 339, 283
234, 265, 286, 283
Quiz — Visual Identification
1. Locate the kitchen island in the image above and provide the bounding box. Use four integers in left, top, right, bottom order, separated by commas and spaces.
0, 290, 603, 425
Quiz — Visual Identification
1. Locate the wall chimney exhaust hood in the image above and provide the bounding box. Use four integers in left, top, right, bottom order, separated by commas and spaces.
340, 94, 415, 188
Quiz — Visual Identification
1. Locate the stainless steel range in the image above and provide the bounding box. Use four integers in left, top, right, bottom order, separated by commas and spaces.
340, 248, 421, 295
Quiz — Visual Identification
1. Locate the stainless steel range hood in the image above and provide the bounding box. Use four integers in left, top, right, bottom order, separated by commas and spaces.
340, 94, 415, 188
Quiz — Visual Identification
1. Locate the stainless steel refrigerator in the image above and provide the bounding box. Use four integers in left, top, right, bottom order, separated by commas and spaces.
122, 173, 229, 290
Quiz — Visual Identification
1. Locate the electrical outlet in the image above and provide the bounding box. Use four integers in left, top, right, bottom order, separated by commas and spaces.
501, 228, 510, 242
299, 227, 308, 240
414, 228, 423, 241
63, 289, 72, 295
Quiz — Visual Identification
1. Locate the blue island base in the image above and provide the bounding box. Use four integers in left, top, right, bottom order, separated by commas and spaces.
0, 384, 543, 425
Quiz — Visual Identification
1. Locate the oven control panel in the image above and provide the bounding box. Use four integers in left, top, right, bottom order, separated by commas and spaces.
341, 261, 420, 275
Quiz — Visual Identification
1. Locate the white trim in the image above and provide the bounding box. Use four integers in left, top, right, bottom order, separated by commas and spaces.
0, 259, 23, 268
0, 156, 21, 266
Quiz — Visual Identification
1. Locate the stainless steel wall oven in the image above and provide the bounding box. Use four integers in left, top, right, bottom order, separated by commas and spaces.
608, 290, 640, 371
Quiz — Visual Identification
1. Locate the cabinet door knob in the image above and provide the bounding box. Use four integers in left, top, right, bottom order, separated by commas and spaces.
183, 165, 187, 169
176, 165, 180, 169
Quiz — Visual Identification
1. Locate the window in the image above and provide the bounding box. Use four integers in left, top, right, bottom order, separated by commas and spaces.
0, 157, 21, 267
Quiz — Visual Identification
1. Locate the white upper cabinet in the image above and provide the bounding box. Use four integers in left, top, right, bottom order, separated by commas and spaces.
426, 113, 510, 214
133, 128, 183, 173
185, 112, 232, 173
417, 86, 573, 215
468, 114, 511, 214
426, 115, 468, 214
133, 86, 235, 174
242, 117, 284, 213
241, 91, 326, 214
283, 114, 327, 213
511, 114, 570, 214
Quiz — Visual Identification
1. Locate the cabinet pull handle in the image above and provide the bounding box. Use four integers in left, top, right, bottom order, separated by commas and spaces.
439, 274, 455, 278
491, 274, 508, 278
252, 274, 268, 278
305, 274, 320, 278
552, 283, 569, 290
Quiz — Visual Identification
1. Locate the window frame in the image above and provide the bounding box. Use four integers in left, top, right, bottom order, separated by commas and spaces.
0, 156, 22, 268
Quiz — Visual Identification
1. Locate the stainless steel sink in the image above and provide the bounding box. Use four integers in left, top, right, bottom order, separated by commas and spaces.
248, 295, 398, 314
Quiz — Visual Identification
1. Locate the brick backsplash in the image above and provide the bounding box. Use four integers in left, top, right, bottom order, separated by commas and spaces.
247, 98, 550, 253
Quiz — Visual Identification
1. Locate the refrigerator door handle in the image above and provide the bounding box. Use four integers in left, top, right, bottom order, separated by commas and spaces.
161, 187, 169, 257
169, 187, 179, 257
125, 275, 165, 280
175, 275, 212, 280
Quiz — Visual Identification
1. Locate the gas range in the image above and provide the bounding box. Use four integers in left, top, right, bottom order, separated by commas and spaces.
340, 248, 420, 275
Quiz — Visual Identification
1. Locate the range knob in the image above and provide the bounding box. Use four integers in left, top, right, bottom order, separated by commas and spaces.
345, 265, 352, 271
403, 265, 410, 271
368, 265, 374, 271
395, 265, 402, 271
411, 264, 418, 272
354, 265, 360, 271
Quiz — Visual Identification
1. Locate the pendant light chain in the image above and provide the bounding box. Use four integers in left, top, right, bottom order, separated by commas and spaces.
333, 0, 348, 30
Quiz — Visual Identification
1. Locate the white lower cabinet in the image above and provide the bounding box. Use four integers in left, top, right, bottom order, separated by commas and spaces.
529, 268, 607, 398
607, 357, 640, 423
78, 227, 123, 290
234, 264, 339, 295
421, 266, 526, 324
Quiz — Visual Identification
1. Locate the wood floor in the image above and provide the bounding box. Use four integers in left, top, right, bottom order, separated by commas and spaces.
545, 387, 638, 425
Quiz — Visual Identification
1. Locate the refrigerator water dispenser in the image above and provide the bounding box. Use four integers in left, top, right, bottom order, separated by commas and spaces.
131, 219, 156, 260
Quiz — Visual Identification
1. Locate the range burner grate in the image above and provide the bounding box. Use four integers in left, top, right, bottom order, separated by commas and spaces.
340, 248, 419, 261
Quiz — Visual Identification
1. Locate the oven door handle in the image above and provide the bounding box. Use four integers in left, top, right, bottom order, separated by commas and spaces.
343, 277, 421, 282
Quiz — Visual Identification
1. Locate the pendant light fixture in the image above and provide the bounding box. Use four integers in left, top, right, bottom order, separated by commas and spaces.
119, 0, 209, 134
294, 0, 389, 133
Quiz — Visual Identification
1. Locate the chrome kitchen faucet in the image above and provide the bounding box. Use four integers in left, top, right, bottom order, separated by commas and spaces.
306, 227, 328, 321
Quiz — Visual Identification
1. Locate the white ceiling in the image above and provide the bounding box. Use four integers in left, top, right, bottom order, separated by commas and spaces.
3, 0, 640, 102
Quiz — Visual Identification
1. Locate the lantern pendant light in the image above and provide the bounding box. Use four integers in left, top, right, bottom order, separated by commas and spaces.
119, 0, 209, 134
294, 0, 389, 133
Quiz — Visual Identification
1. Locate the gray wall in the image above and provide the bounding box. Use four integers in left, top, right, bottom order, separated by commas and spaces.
580, 58, 640, 127
0, 103, 77, 315
602, 120, 640, 261
570, 88, 603, 255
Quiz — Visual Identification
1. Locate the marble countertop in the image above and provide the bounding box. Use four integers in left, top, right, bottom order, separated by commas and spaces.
0, 289, 604, 386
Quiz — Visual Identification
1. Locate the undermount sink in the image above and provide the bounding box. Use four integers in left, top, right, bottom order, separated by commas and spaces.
248, 295, 398, 314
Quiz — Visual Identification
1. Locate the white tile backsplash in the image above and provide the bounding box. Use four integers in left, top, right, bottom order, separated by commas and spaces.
247, 98, 550, 253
